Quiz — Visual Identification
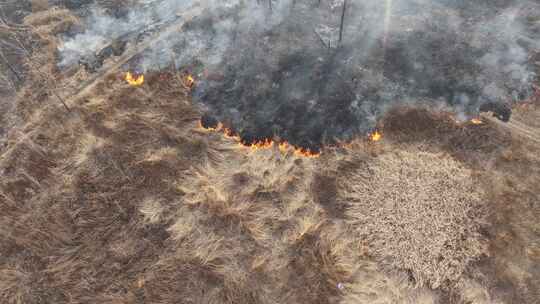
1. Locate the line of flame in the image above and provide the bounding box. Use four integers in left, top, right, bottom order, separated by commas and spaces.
470, 118, 483, 125
199, 121, 321, 158
122, 71, 384, 151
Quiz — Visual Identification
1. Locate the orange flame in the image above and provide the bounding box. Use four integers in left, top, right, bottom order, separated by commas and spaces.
125, 72, 144, 86
187, 75, 195, 86
199, 119, 321, 158
182, 73, 195, 89
279, 141, 290, 153
199, 120, 223, 132
369, 130, 382, 142
223, 128, 242, 142
293, 147, 321, 158
280, 141, 320, 158
470, 118, 483, 125
244, 139, 274, 151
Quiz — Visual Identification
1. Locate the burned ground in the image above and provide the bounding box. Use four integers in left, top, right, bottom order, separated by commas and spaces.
1, 1, 540, 304
188, 0, 539, 151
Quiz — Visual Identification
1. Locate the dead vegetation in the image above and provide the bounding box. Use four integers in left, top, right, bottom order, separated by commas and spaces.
1, 3, 540, 304
341, 148, 487, 289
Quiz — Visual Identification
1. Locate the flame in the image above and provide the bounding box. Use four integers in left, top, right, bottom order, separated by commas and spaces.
293, 147, 321, 158
182, 73, 195, 89
199, 118, 321, 158
244, 139, 274, 151
125, 72, 144, 86
187, 75, 195, 86
369, 130, 382, 142
223, 128, 242, 142
279, 141, 290, 153
470, 118, 483, 125
280, 141, 320, 158
199, 120, 222, 131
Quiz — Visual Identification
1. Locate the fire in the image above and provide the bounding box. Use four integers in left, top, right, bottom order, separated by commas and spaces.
199, 118, 321, 158
186, 75, 195, 86
470, 118, 483, 125
244, 139, 274, 151
182, 73, 195, 89
125, 72, 144, 86
223, 128, 241, 141
199, 120, 222, 131
279, 141, 290, 153
280, 141, 320, 158
293, 147, 321, 158
369, 130, 382, 142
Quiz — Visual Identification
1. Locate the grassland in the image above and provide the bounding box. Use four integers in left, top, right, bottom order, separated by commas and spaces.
1, 4, 540, 304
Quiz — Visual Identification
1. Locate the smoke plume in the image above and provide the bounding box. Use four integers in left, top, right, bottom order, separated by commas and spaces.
58, 0, 540, 150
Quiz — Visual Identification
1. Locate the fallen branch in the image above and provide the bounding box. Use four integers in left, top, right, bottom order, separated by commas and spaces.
51, 90, 71, 112
0, 49, 21, 82
313, 29, 330, 49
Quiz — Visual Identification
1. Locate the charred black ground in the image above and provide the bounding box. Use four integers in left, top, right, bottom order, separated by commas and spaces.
184, 0, 539, 150
50, 0, 540, 150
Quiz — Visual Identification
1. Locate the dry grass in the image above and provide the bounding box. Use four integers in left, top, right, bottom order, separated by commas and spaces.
30, 0, 49, 12
341, 148, 487, 289
1, 6, 540, 304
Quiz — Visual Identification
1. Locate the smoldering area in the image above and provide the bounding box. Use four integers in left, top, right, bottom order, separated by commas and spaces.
59, 0, 540, 150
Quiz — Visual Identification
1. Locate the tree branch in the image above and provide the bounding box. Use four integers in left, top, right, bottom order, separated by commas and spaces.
339, 0, 348, 44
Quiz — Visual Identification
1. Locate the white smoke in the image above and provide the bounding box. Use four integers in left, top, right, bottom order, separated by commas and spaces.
56, 0, 540, 145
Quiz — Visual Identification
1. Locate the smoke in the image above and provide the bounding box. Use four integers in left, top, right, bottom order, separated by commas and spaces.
57, 0, 194, 67
57, 0, 540, 149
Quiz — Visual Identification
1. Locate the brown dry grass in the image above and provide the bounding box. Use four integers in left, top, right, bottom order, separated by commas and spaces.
30, 0, 49, 12
1, 7, 540, 304
341, 148, 487, 289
